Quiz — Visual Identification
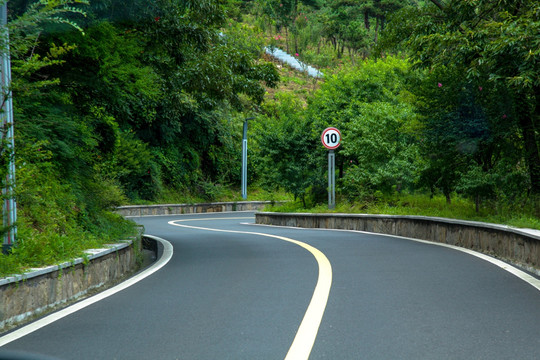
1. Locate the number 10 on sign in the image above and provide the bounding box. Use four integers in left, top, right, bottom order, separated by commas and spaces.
321, 127, 341, 150
321, 128, 341, 209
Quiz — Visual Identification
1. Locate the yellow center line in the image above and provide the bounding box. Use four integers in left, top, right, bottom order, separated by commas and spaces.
168, 219, 332, 360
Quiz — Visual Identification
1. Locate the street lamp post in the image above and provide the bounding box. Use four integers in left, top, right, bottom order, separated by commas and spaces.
1, 3, 16, 254
241, 117, 254, 200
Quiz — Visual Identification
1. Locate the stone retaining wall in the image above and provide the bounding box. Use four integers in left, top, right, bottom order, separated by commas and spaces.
0, 240, 139, 333
116, 201, 279, 217
255, 212, 540, 275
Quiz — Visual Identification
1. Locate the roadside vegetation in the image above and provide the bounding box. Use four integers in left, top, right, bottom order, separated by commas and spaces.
1, 0, 538, 276
266, 194, 540, 230
249, 0, 539, 229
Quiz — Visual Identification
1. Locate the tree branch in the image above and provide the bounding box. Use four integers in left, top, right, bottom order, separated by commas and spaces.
428, 0, 446, 11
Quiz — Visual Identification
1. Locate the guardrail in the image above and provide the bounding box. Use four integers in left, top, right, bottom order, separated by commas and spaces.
255, 212, 540, 276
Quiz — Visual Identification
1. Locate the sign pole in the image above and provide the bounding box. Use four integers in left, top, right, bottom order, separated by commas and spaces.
328, 150, 335, 210
321, 127, 341, 211
241, 117, 254, 200
241, 121, 248, 200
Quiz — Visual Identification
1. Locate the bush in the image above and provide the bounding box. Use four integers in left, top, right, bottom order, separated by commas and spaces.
307, 57, 422, 198
0, 141, 138, 277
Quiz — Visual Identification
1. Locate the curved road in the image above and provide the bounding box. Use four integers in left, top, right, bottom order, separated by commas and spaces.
1, 212, 539, 359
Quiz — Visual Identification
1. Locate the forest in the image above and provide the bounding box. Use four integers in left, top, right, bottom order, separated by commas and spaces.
0, 0, 538, 273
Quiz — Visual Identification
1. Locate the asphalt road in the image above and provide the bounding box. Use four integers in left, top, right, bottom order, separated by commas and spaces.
1, 212, 539, 359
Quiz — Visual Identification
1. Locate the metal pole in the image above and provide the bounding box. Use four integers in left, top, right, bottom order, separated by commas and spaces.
241, 122, 247, 200
1, 3, 16, 252
328, 150, 335, 210
241, 117, 254, 200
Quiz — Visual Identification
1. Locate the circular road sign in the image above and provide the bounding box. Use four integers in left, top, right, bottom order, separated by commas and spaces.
321, 127, 341, 150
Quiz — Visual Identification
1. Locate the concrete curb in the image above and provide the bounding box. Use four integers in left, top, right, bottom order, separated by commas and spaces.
0, 242, 131, 287
0, 240, 139, 333
116, 201, 280, 217
255, 212, 540, 276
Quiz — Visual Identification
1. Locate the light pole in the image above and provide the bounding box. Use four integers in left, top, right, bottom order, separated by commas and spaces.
241, 117, 255, 200
1, 3, 16, 254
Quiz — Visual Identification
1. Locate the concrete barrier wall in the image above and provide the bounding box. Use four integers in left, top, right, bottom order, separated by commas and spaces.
0, 241, 139, 333
255, 212, 540, 275
116, 201, 279, 217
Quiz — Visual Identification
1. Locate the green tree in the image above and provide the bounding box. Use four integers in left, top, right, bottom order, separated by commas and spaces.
385, 0, 540, 194
135, 3, 278, 189
307, 57, 421, 199
254, 93, 321, 205
414, 68, 493, 203
255, 0, 319, 53
1, 0, 138, 273
318, 0, 412, 59
25, 0, 278, 199
319, 0, 368, 59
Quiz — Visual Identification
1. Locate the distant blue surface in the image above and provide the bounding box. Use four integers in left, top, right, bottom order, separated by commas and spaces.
265, 47, 324, 78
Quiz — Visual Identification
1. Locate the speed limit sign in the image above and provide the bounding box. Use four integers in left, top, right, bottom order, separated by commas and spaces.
321, 127, 341, 150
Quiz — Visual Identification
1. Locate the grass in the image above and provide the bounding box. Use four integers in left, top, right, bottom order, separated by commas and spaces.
264, 193, 540, 230
263, 53, 322, 106
0, 212, 139, 277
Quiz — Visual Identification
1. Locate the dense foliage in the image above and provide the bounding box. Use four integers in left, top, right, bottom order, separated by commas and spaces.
378, 0, 539, 209
1, 0, 278, 274
247, 0, 537, 216
307, 57, 420, 199
1, 0, 538, 274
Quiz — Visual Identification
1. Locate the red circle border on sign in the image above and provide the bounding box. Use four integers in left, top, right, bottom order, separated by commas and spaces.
321, 127, 341, 150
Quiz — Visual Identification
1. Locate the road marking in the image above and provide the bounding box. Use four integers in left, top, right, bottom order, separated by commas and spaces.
0, 236, 173, 347
168, 219, 333, 360
250, 223, 540, 293
397, 235, 540, 292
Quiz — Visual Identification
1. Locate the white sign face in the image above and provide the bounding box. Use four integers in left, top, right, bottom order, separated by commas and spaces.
321, 127, 341, 150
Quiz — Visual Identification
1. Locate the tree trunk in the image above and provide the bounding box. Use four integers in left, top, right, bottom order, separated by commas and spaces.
444, 189, 451, 204
285, 26, 289, 53
364, 11, 370, 30
517, 88, 540, 194
293, 0, 298, 55
428, 0, 446, 11
374, 17, 379, 43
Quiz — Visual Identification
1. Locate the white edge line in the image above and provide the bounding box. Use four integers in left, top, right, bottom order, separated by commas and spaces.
0, 235, 173, 347
247, 223, 540, 293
